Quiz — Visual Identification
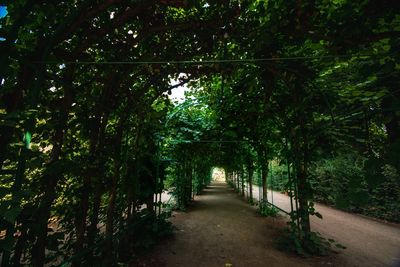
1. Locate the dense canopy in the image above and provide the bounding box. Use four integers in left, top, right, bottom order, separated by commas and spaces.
0, 1, 399, 266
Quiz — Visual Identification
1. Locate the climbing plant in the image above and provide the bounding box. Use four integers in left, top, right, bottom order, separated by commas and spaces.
0, 0, 399, 265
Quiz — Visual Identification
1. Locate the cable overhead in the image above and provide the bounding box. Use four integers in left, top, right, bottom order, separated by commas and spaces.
168, 139, 249, 143
32, 53, 391, 65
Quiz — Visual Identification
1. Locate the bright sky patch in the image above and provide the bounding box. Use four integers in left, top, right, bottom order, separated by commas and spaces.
0, 6, 7, 18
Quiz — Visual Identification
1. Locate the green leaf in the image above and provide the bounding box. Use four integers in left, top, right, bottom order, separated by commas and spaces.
335, 243, 346, 249
0, 186, 10, 198
47, 232, 65, 251
0, 238, 14, 251
315, 212, 323, 219
335, 197, 349, 209
3, 206, 22, 224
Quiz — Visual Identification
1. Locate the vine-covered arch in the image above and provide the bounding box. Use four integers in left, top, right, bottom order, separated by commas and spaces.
1, 1, 399, 266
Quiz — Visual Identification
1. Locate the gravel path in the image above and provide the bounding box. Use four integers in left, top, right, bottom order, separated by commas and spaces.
144, 181, 346, 267
250, 185, 400, 266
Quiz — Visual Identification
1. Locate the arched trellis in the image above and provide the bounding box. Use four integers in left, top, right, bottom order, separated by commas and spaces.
159, 138, 300, 229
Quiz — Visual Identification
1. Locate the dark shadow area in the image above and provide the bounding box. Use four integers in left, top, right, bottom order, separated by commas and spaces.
201, 184, 234, 195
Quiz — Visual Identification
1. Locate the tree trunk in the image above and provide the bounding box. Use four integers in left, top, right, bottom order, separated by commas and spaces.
382, 96, 400, 144
236, 172, 240, 191
185, 160, 192, 205
292, 83, 312, 243
73, 76, 113, 264
248, 163, 254, 204
73, 118, 101, 264
256, 146, 269, 201
241, 168, 245, 196
1, 147, 27, 267
11, 219, 28, 266
86, 112, 109, 256
104, 120, 124, 266
261, 162, 268, 201
31, 171, 59, 267
3, 54, 49, 267
31, 80, 72, 267
87, 183, 103, 248
73, 176, 91, 267
296, 160, 311, 238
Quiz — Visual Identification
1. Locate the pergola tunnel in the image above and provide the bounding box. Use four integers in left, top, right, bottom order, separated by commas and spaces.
211, 167, 226, 182
1, 2, 399, 267
160, 135, 311, 244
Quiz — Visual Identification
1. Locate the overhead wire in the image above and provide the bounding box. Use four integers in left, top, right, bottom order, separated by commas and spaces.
168, 139, 249, 143
31, 53, 392, 65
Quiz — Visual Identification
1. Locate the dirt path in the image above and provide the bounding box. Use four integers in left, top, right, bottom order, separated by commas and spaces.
251, 186, 400, 266
143, 181, 343, 267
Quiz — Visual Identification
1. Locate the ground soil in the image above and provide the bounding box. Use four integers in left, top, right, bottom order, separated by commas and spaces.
251, 186, 400, 267
132, 181, 352, 267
